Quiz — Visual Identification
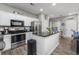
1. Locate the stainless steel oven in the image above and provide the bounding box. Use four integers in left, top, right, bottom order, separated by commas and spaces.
10, 19, 26, 49
11, 34, 26, 49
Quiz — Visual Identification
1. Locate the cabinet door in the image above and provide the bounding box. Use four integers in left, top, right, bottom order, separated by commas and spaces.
24, 17, 38, 26
0, 11, 10, 26
26, 32, 33, 44
3, 35, 11, 51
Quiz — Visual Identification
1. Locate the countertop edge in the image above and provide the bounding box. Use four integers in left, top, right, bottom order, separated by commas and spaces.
33, 32, 59, 37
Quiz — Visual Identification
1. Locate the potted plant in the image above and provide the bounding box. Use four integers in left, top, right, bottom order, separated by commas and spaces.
47, 27, 52, 34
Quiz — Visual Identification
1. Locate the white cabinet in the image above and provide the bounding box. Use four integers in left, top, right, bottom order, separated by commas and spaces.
26, 32, 33, 43
0, 11, 10, 26
0, 11, 38, 26
32, 33, 59, 55
24, 17, 39, 26
3, 35, 11, 51
24, 17, 31, 26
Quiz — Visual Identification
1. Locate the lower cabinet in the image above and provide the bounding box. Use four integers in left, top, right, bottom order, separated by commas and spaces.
26, 32, 33, 43
3, 35, 11, 51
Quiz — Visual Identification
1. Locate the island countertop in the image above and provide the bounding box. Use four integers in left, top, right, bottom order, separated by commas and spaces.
33, 32, 59, 37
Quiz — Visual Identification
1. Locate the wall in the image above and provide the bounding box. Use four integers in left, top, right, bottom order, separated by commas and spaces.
52, 21, 61, 32
49, 17, 64, 32
61, 15, 77, 38
0, 4, 37, 18
78, 14, 79, 31
50, 15, 78, 38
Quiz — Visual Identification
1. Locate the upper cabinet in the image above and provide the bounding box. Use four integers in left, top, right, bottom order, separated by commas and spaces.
0, 11, 11, 26
0, 11, 38, 26
24, 17, 39, 26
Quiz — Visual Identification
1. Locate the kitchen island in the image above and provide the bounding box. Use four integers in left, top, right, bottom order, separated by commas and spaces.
0, 31, 60, 55
32, 32, 60, 55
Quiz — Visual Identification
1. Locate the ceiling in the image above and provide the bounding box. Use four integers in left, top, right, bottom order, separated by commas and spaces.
4, 3, 79, 18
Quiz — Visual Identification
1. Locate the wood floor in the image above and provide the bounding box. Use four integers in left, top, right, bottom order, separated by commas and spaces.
2, 38, 76, 55
2, 45, 27, 55
51, 38, 76, 55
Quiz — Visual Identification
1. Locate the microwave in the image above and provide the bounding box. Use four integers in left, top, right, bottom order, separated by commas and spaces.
11, 20, 24, 27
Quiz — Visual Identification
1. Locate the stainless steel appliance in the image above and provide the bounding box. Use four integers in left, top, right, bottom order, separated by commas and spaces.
31, 21, 41, 35
11, 34, 26, 49
8, 19, 25, 34
11, 20, 24, 27
9, 20, 25, 34
8, 27, 25, 34
10, 20, 26, 49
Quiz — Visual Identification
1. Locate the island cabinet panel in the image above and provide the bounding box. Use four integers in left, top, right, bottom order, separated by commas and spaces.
32, 33, 60, 55
44, 33, 59, 54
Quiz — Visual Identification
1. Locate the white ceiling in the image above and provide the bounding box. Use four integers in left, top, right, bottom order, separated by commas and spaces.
4, 3, 79, 18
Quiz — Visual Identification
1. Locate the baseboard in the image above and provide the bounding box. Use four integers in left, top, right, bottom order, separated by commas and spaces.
61, 36, 73, 40
48, 42, 59, 55
37, 42, 59, 55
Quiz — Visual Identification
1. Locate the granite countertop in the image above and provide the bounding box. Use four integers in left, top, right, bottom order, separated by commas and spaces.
0, 31, 32, 36
33, 32, 59, 37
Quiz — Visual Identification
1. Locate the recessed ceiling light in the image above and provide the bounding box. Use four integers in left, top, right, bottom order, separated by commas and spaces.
52, 3, 56, 6
40, 8, 43, 12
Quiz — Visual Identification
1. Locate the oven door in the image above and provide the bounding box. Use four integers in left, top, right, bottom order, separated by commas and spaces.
11, 34, 26, 43
11, 34, 26, 49
11, 35, 16, 43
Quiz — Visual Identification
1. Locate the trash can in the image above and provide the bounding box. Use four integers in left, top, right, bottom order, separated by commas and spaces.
27, 39, 37, 55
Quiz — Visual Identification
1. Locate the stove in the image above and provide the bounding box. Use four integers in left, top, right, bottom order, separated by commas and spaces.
11, 34, 26, 49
